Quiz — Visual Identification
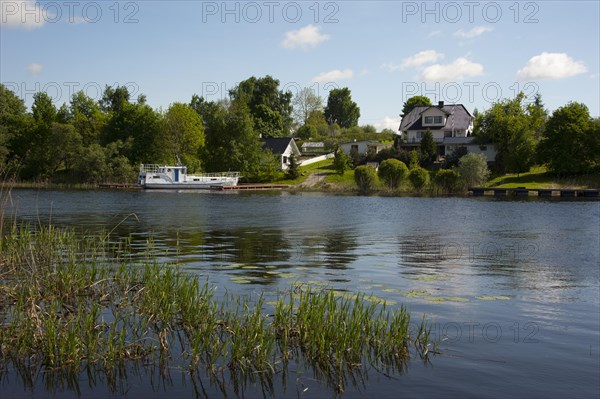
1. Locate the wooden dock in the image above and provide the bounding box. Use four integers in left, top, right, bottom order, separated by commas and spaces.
211, 184, 290, 191
469, 187, 599, 198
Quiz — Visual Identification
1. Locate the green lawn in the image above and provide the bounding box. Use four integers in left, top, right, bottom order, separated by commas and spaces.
486, 166, 600, 189
274, 159, 336, 185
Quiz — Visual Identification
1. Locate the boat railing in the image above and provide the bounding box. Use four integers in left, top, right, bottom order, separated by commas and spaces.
139, 165, 240, 178
192, 172, 241, 178
140, 164, 163, 173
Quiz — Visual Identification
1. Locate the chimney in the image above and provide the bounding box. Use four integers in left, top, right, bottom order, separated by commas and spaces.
438, 101, 444, 108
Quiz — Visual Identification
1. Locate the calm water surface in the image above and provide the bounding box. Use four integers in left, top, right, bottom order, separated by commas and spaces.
3, 189, 600, 398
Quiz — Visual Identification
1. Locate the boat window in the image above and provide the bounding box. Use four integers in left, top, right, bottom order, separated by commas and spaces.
194, 179, 200, 181
153, 175, 160, 178
167, 168, 171, 172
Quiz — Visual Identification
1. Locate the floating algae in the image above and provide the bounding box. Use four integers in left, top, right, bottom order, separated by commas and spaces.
423, 296, 470, 304
406, 275, 445, 281
403, 290, 429, 297
382, 288, 402, 293
230, 277, 253, 284
278, 272, 300, 279
241, 265, 260, 270
476, 295, 511, 301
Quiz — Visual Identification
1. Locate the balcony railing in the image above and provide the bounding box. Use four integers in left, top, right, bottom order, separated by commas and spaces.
407, 137, 444, 144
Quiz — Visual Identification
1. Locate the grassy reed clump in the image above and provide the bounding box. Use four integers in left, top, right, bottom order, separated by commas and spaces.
0, 222, 436, 396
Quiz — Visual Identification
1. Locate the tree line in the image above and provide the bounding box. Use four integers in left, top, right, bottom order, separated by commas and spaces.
1, 78, 598, 185
0, 76, 367, 183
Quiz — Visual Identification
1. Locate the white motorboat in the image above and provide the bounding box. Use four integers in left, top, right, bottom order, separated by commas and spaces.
138, 164, 240, 189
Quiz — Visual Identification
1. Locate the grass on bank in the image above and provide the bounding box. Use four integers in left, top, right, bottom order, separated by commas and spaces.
0, 220, 435, 395
486, 166, 600, 189
275, 158, 336, 185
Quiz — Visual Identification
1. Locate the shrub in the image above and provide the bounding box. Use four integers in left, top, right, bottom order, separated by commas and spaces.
333, 149, 352, 174
378, 159, 409, 189
408, 167, 430, 190
354, 165, 378, 193
434, 169, 461, 193
456, 153, 490, 188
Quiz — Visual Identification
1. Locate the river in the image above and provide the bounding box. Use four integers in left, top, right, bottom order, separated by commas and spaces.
3, 189, 600, 398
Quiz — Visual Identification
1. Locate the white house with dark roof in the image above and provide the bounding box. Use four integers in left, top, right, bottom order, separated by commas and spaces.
339, 140, 391, 156
397, 101, 496, 162
260, 137, 301, 170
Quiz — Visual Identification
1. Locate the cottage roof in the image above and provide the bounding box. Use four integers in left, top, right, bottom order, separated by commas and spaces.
399, 104, 473, 132
260, 137, 297, 155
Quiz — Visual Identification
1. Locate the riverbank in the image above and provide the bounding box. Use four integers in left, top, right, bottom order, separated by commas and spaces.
3, 163, 599, 195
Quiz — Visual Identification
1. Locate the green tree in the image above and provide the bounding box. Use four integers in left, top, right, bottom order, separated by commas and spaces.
378, 158, 408, 189
202, 99, 277, 181
102, 88, 164, 165
443, 146, 468, 168
420, 129, 437, 166
20, 92, 58, 178
456, 153, 490, 188
408, 167, 429, 190
434, 169, 461, 193
164, 102, 205, 170
70, 91, 105, 146
295, 124, 316, 140
305, 110, 330, 136
46, 122, 83, 175
401, 96, 432, 116
408, 150, 420, 169
100, 85, 130, 113
354, 165, 378, 193
324, 88, 360, 128
0, 84, 31, 165
286, 154, 300, 179
229, 76, 293, 136
333, 148, 351, 174
538, 102, 599, 174
475, 92, 537, 173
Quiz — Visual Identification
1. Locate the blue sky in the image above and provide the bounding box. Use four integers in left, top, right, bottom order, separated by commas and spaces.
2, 0, 599, 130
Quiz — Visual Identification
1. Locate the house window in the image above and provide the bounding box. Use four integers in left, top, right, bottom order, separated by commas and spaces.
351, 144, 359, 153
480, 146, 487, 151
283, 156, 288, 164
416, 131, 424, 139
425, 116, 443, 124
444, 131, 452, 138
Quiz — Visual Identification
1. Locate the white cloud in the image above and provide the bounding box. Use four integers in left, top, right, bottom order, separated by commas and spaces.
517, 52, 587, 80
374, 116, 401, 132
0, 0, 46, 29
282, 25, 330, 50
454, 26, 492, 39
26, 63, 43, 76
420, 57, 484, 82
312, 69, 354, 83
428, 30, 442, 38
382, 50, 444, 72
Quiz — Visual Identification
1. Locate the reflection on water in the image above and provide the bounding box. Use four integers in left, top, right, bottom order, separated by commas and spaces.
4, 189, 600, 398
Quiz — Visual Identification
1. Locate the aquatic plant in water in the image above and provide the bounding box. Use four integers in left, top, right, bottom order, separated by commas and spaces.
0, 224, 436, 396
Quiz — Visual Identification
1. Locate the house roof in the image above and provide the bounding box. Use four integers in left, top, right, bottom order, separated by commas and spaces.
260, 137, 298, 155
399, 104, 473, 132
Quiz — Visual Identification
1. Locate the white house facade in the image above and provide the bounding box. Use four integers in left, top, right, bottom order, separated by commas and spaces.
339, 140, 390, 156
260, 137, 301, 170
398, 101, 495, 162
